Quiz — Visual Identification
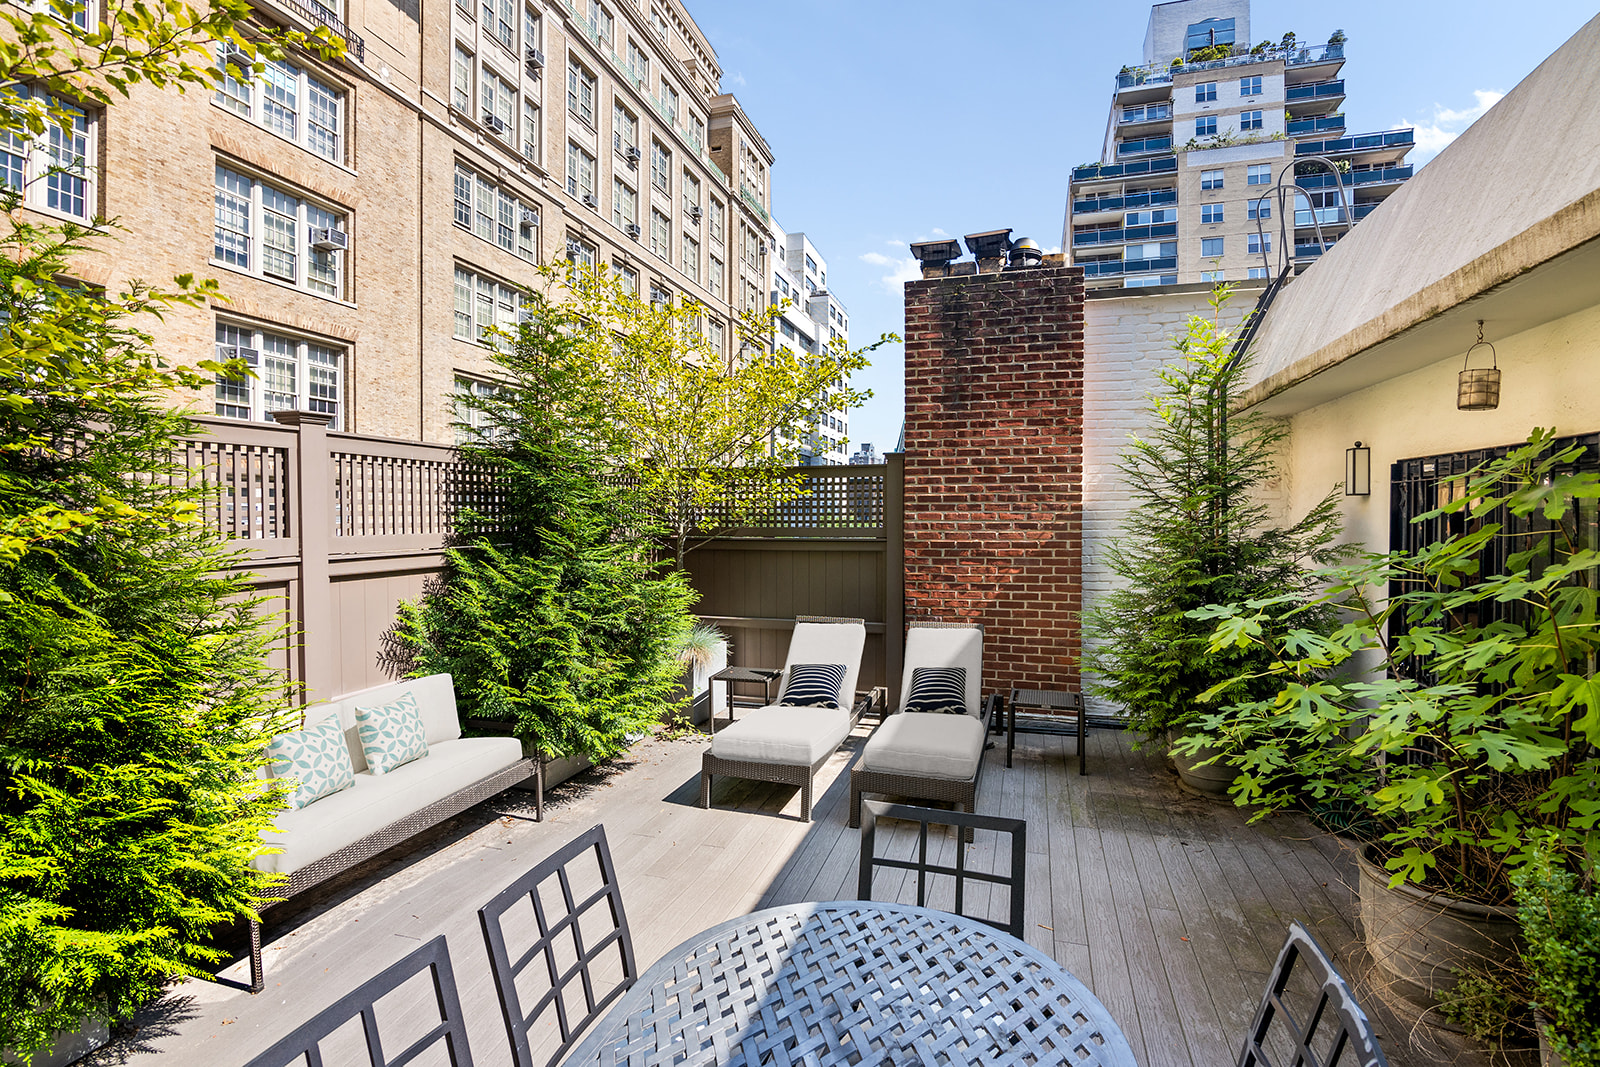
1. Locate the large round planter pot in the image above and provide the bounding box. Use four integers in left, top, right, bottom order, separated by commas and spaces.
1356, 847, 1520, 1010
1170, 729, 1239, 796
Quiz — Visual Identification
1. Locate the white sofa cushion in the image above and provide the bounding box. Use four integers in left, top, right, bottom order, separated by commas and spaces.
898, 627, 983, 716
778, 620, 866, 712
860, 712, 985, 781
303, 673, 463, 773
254, 735, 522, 875
710, 705, 852, 766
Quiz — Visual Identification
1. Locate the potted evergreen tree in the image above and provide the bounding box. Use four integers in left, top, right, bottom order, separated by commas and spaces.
1085, 288, 1346, 794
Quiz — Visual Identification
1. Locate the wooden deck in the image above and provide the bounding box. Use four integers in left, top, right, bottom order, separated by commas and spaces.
101, 721, 1503, 1067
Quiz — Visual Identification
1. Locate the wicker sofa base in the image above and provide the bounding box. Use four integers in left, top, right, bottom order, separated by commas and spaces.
245, 756, 541, 993
849, 694, 1001, 842
700, 688, 883, 823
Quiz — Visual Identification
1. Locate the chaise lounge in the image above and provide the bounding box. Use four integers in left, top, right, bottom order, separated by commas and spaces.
699, 615, 882, 822
849, 621, 998, 831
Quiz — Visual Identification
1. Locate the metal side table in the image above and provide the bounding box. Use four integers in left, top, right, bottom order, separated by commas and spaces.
1007, 688, 1088, 775
707, 665, 782, 731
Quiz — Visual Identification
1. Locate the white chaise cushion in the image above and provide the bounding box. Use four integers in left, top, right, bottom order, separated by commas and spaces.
254, 735, 522, 875
898, 627, 982, 716
709, 705, 852, 766
779, 620, 866, 711
859, 712, 985, 781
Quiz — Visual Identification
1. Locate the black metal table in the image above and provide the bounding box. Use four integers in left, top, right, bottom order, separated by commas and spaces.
561, 900, 1137, 1067
707, 666, 783, 731
1007, 688, 1088, 775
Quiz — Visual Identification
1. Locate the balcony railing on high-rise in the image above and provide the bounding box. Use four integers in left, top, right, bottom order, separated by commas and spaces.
1286, 114, 1345, 137
1294, 128, 1414, 155
1296, 165, 1413, 188
1072, 155, 1178, 182
1119, 104, 1173, 124
1072, 222, 1178, 247
1113, 41, 1344, 90
1286, 79, 1345, 102
1116, 135, 1173, 158
276, 0, 366, 61
1071, 188, 1178, 214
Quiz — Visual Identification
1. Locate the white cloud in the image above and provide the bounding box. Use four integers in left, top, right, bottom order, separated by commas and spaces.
729, 72, 747, 87
930, 227, 949, 237
860, 251, 921, 292
1403, 89, 1504, 165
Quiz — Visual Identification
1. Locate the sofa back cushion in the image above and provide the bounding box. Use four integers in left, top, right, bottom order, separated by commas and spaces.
899, 626, 983, 716
780, 619, 866, 712
303, 673, 462, 773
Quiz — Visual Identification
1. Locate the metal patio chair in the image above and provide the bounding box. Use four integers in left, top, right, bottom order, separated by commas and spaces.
1239, 921, 1390, 1067
479, 824, 637, 1067
857, 799, 1027, 939
243, 935, 473, 1067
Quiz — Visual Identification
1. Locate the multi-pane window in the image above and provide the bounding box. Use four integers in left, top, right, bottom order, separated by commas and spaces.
452, 161, 536, 260
453, 45, 474, 113
1247, 266, 1269, 279
522, 99, 539, 159
709, 198, 725, 244
1195, 116, 1217, 137
1248, 232, 1271, 254
1200, 270, 1224, 283
213, 164, 345, 296
0, 94, 94, 220
1200, 168, 1224, 189
214, 322, 344, 429
613, 101, 637, 155
566, 142, 596, 202
1240, 75, 1262, 96
649, 280, 671, 306
617, 262, 639, 293
682, 235, 698, 283
688, 113, 706, 152
650, 140, 670, 195
660, 79, 678, 126
453, 376, 502, 444
650, 209, 670, 261
613, 178, 637, 231
1247, 163, 1272, 185
1195, 82, 1217, 102
453, 266, 521, 350
1240, 109, 1263, 130
567, 59, 597, 128
1200, 203, 1223, 224
1200, 237, 1224, 257
589, 2, 614, 48
1125, 208, 1175, 225
566, 235, 596, 267
627, 39, 649, 84
213, 48, 344, 162
1247, 197, 1271, 220
682, 169, 699, 219
524, 7, 540, 53
708, 254, 723, 298
481, 67, 515, 137
482, 0, 514, 48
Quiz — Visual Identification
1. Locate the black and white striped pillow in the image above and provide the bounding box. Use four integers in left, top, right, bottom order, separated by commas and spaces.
903, 667, 968, 715
778, 663, 846, 709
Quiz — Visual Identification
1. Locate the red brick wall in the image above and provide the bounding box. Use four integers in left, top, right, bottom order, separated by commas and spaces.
901, 262, 1085, 696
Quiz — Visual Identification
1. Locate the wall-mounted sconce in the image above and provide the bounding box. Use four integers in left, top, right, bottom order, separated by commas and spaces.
1345, 441, 1370, 496
1458, 320, 1501, 411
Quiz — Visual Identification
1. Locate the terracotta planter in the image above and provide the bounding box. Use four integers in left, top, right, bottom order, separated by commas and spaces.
1170, 728, 1239, 796
1356, 848, 1520, 1010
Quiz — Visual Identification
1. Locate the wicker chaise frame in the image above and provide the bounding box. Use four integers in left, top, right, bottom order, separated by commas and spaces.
246, 757, 541, 994
699, 615, 883, 823
849, 693, 999, 830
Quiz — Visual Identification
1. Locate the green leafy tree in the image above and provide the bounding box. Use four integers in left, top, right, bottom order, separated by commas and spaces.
1193, 431, 1600, 902
547, 263, 892, 569
389, 284, 696, 760
1085, 287, 1346, 743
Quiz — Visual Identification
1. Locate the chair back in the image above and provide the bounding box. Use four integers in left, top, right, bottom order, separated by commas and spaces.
479, 825, 636, 1067
900, 622, 984, 716
243, 936, 473, 1067
857, 800, 1026, 938
781, 615, 867, 709
1239, 921, 1390, 1067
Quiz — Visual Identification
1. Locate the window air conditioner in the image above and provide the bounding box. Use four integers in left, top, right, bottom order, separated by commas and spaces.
686, 205, 702, 224
309, 227, 348, 252
525, 47, 545, 72
582, 193, 599, 209
517, 306, 537, 323
625, 145, 642, 163
220, 346, 260, 367
565, 239, 585, 259
519, 207, 539, 229
483, 113, 510, 136
626, 223, 642, 240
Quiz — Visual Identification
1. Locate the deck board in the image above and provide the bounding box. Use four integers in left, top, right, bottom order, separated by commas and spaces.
108, 725, 1493, 1067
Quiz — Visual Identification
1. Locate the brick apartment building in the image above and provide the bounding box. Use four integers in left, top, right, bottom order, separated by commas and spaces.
9, 0, 783, 444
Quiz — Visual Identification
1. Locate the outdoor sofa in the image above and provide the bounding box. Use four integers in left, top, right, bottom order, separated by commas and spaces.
849, 622, 998, 832
699, 615, 884, 822
246, 673, 538, 992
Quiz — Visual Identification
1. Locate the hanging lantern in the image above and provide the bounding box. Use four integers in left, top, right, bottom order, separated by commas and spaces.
1457, 320, 1500, 411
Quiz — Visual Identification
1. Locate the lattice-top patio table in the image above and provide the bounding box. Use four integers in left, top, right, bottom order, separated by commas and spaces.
561, 900, 1137, 1067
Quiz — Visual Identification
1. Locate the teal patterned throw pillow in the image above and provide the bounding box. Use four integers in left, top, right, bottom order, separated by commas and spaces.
268, 713, 355, 809
354, 691, 429, 775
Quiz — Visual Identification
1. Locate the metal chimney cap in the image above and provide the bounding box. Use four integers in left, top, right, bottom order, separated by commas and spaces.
909, 238, 962, 265
963, 229, 1013, 260
1008, 237, 1044, 268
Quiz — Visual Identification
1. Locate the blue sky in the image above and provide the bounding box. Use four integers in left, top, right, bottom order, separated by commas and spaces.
685, 1, 1598, 454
